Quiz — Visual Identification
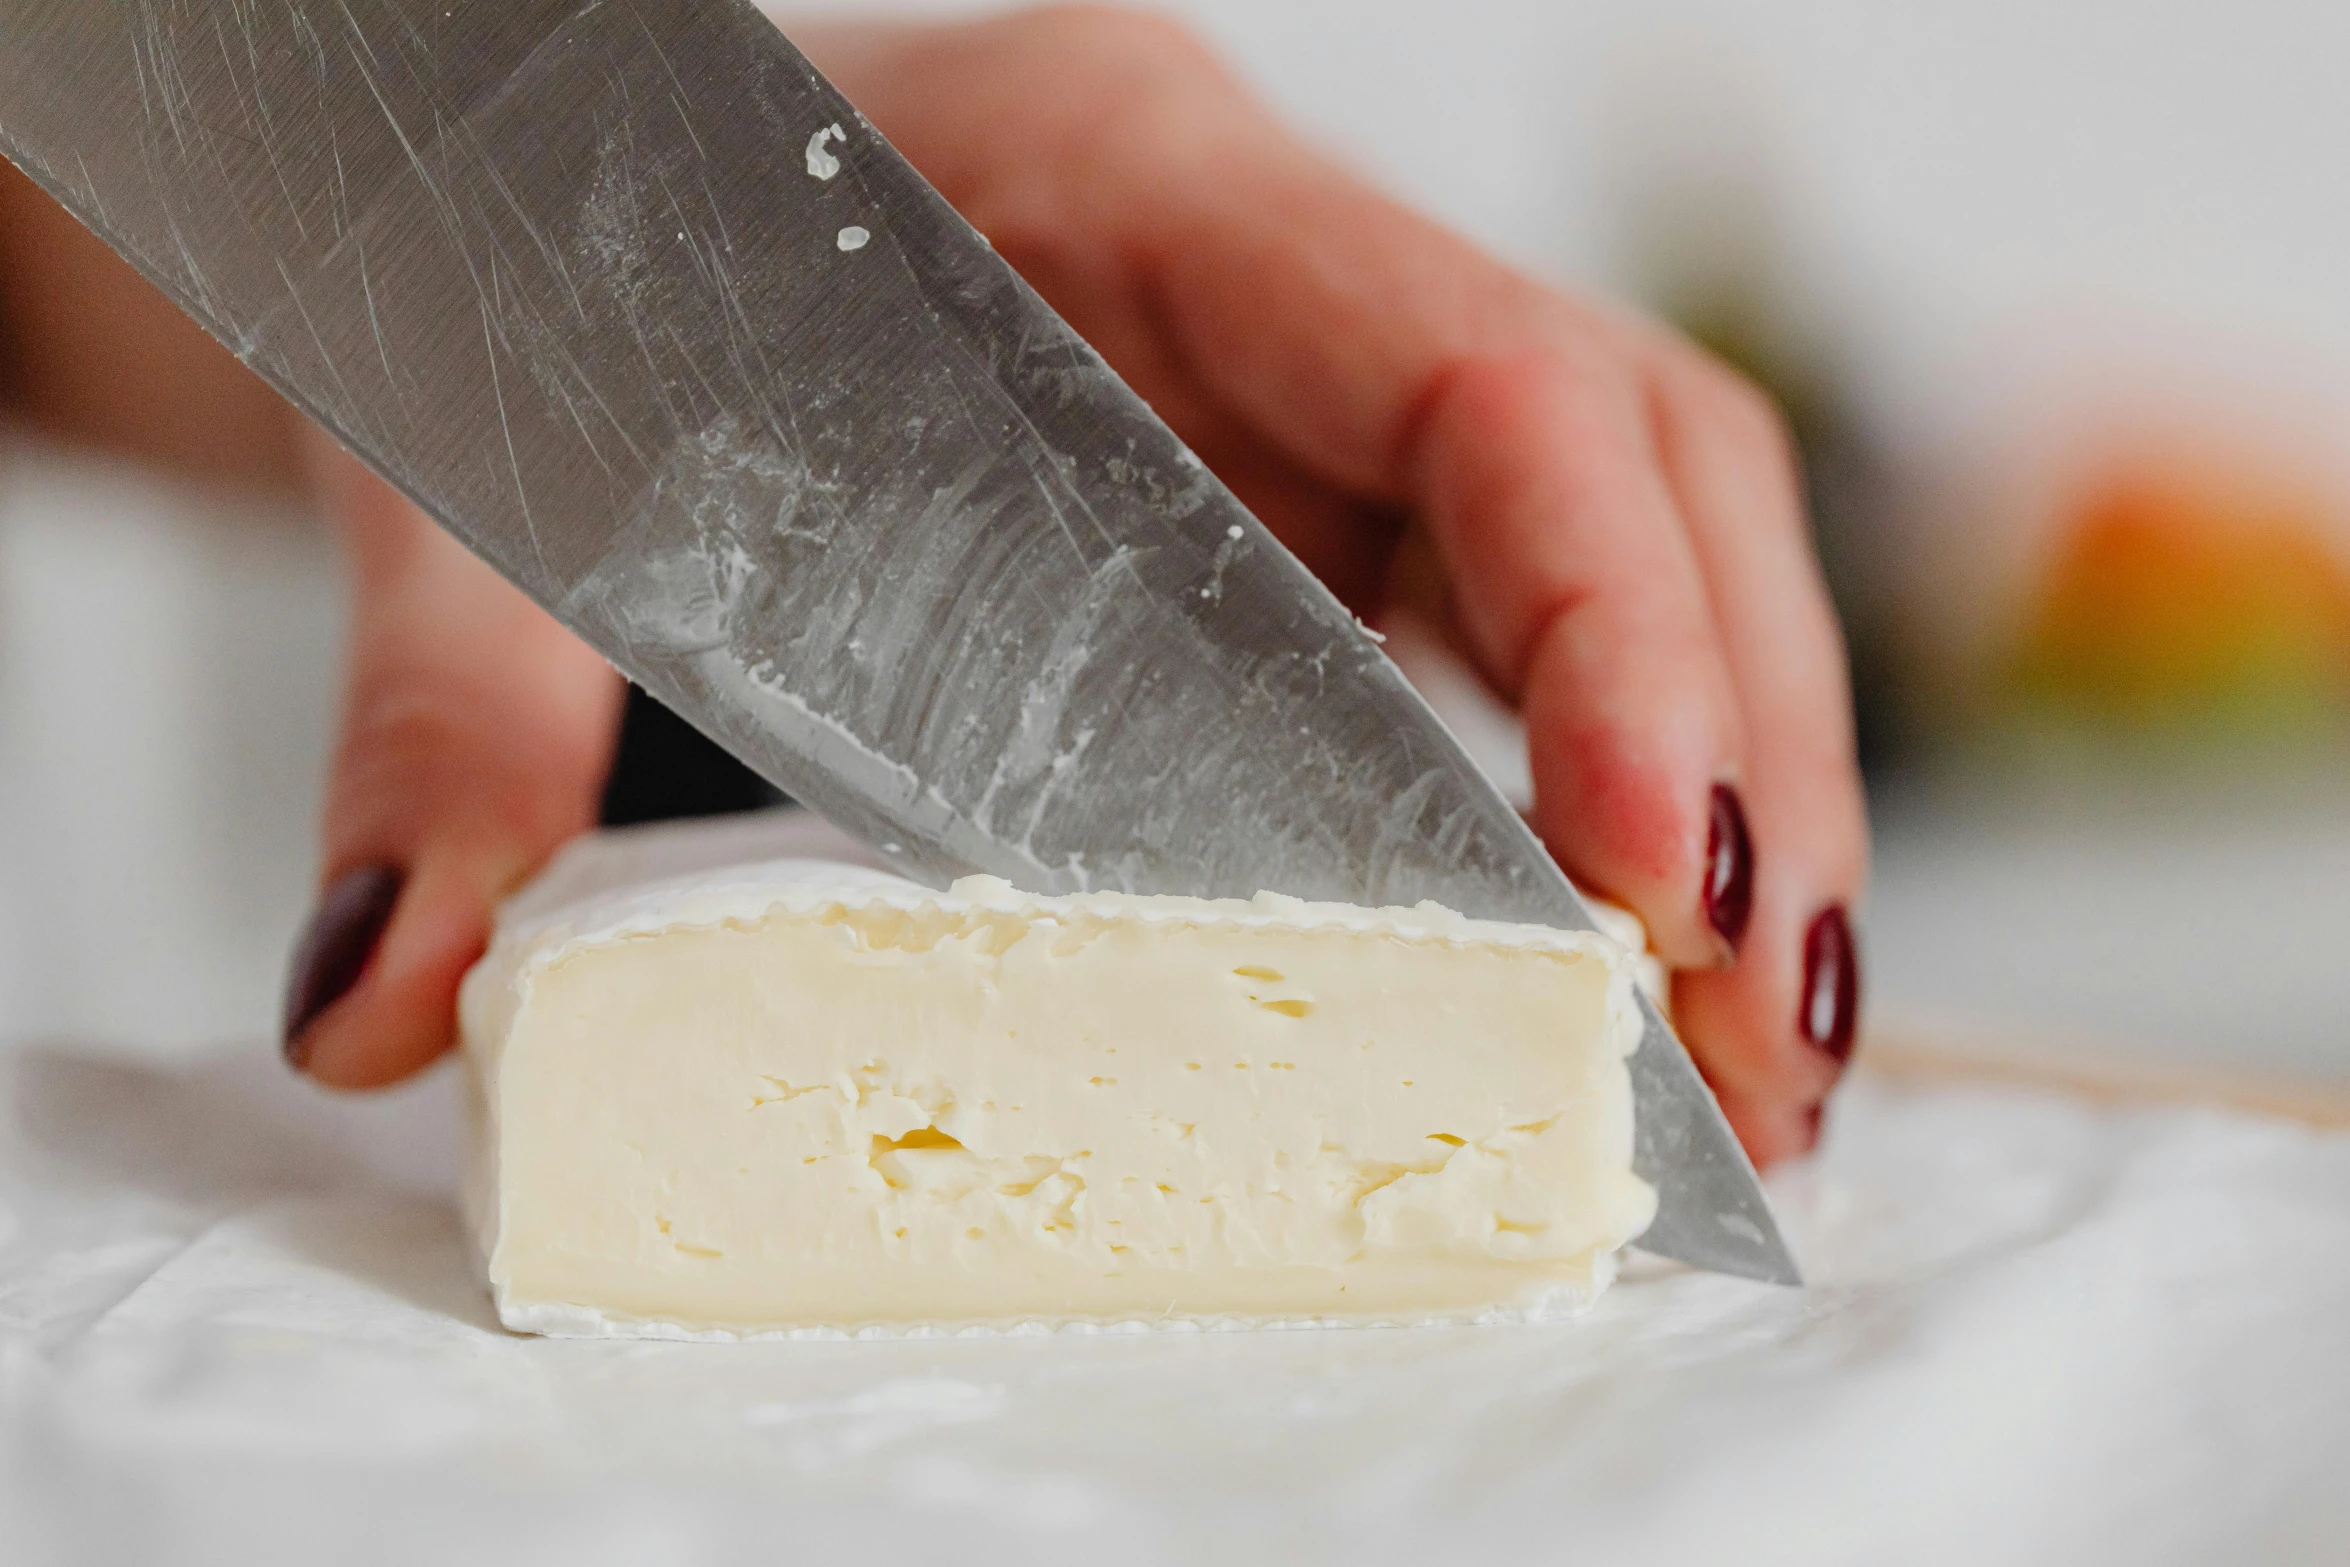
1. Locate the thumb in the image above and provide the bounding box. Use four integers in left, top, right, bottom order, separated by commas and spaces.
284, 438, 623, 1088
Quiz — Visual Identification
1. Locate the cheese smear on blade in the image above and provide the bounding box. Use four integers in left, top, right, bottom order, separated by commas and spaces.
460, 838, 1657, 1338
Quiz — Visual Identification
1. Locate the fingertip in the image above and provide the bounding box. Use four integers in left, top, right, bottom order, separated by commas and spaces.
1716, 1086, 1824, 1172
1523, 677, 1727, 970
288, 853, 502, 1091
282, 862, 403, 1066
1672, 893, 1861, 1159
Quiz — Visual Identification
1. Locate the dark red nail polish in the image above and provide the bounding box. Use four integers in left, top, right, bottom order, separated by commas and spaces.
282, 863, 402, 1064
1801, 905, 1860, 1065
1703, 783, 1755, 953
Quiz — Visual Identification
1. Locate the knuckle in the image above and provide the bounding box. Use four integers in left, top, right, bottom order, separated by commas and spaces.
1682, 356, 1799, 475
1424, 342, 1632, 462
1416, 344, 1695, 689
331, 686, 493, 812
328, 682, 586, 853
339, 684, 474, 775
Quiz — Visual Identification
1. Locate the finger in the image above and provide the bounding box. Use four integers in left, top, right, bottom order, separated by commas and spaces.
1639, 347, 1867, 1147
1409, 348, 1747, 968
286, 441, 621, 1088
1045, 130, 1749, 961
1716, 1085, 1830, 1169
809, 12, 1793, 983
1125, 107, 1857, 1134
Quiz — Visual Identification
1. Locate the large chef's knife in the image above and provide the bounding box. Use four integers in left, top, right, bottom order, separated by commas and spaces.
0, 0, 1797, 1284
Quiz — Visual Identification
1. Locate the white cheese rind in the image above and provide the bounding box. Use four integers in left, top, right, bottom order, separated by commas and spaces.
461, 830, 1657, 1338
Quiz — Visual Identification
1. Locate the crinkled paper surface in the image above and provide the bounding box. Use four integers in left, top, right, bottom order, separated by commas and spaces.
3, 1033, 2346, 1566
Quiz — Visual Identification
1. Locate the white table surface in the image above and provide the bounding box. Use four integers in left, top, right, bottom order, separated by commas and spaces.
3, 1029, 2345, 1565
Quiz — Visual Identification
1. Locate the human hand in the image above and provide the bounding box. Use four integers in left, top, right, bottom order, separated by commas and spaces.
282, 432, 621, 1087
285, 6, 1865, 1166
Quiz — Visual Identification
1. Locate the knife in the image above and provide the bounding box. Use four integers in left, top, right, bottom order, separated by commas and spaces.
0, 0, 1797, 1285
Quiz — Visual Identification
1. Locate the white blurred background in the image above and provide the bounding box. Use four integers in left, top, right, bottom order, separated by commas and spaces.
2, 0, 2346, 1081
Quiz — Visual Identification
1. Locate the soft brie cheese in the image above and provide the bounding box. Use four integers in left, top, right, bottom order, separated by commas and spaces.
460, 831, 1657, 1338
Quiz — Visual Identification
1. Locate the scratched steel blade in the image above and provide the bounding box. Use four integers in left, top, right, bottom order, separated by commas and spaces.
0, 0, 1795, 1284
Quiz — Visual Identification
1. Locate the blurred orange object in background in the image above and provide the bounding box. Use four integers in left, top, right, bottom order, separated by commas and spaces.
2010, 450, 2350, 738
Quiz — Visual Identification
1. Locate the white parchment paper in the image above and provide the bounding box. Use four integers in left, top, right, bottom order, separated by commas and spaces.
3, 1027, 2345, 1565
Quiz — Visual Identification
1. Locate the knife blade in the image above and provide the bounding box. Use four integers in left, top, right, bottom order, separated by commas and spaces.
0, 0, 1797, 1284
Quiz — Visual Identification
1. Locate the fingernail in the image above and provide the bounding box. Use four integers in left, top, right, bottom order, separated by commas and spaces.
282, 863, 403, 1067
1702, 783, 1755, 954
1800, 904, 1860, 1066
1802, 1101, 1826, 1150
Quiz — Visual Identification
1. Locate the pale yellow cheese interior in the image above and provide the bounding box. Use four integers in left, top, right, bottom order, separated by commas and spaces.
470, 876, 1656, 1334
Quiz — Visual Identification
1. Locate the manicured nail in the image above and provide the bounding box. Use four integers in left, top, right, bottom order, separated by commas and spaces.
1702, 783, 1755, 954
1800, 904, 1860, 1065
282, 863, 403, 1066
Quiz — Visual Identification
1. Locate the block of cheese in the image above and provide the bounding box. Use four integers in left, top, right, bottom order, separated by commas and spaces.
459, 831, 1658, 1338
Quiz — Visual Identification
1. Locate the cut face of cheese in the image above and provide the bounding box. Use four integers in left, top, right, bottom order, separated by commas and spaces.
460, 838, 1657, 1337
